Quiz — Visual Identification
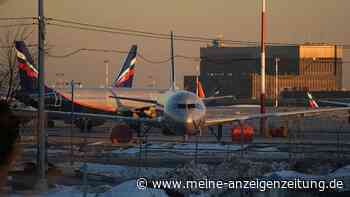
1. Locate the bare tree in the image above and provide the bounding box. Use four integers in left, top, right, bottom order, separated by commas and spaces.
0, 27, 34, 102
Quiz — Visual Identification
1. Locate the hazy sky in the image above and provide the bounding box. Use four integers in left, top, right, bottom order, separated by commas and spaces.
0, 0, 349, 88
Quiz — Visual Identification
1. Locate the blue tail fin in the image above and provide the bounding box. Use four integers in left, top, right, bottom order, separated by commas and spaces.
113, 45, 137, 88
15, 41, 38, 94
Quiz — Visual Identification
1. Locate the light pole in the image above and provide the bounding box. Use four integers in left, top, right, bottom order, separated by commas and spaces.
37, 0, 47, 189
260, 0, 267, 136
69, 80, 82, 166
148, 75, 155, 88
196, 65, 200, 96
275, 58, 280, 108
104, 60, 109, 88
70, 80, 75, 166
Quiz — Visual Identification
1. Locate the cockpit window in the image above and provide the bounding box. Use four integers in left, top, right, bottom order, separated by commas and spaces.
177, 104, 187, 109
188, 104, 196, 109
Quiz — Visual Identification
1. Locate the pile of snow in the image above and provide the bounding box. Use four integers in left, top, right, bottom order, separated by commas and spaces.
271, 161, 290, 172
173, 143, 245, 154
263, 165, 350, 191
103, 180, 168, 197
165, 161, 210, 193
166, 161, 210, 181
111, 143, 246, 156
265, 170, 321, 181
214, 156, 272, 179
111, 147, 140, 155
78, 163, 171, 181
45, 181, 168, 197
45, 185, 102, 197
330, 165, 350, 177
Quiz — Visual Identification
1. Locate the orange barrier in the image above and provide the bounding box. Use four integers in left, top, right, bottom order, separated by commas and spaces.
231, 124, 254, 142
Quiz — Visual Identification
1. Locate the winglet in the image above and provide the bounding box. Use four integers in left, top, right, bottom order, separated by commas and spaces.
196, 78, 206, 98
307, 92, 319, 109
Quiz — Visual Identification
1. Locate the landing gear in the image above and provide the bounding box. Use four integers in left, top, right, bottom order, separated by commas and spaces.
74, 119, 92, 132
217, 125, 223, 142
110, 124, 135, 143
209, 124, 223, 142
161, 128, 175, 136
47, 120, 55, 128
109, 123, 153, 144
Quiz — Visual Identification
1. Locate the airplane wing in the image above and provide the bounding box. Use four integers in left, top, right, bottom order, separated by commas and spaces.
12, 108, 163, 127
201, 95, 235, 102
110, 96, 161, 106
13, 105, 350, 130
205, 107, 350, 126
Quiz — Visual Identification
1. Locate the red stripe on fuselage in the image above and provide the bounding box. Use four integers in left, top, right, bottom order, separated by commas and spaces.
60, 92, 117, 112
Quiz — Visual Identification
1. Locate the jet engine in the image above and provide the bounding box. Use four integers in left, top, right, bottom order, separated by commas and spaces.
110, 124, 135, 144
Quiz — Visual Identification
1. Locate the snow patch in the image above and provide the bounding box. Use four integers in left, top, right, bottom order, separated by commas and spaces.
79, 163, 171, 180
103, 180, 168, 197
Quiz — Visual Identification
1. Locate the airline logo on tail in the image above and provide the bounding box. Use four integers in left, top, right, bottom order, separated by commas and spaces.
114, 45, 137, 88
15, 41, 38, 78
307, 92, 319, 108
15, 41, 40, 93
196, 78, 205, 98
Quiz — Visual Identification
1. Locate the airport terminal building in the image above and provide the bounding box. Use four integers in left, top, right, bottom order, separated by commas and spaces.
192, 43, 343, 99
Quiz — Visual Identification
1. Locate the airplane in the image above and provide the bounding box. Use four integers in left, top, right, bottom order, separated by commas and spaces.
307, 92, 320, 109
307, 92, 350, 108
14, 41, 155, 130
196, 77, 205, 98
13, 37, 350, 142
105, 33, 350, 138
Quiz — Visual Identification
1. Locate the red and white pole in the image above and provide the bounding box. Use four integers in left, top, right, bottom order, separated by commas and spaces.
260, 0, 268, 136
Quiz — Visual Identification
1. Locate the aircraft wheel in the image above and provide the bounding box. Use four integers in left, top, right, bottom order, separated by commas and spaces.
75, 119, 93, 132
47, 120, 55, 128
110, 124, 134, 143
161, 128, 174, 136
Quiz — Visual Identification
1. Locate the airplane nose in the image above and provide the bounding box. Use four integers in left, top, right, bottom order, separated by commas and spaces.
185, 116, 193, 124
184, 113, 204, 131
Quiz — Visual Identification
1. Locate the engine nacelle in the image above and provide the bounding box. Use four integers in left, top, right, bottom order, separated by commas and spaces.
110, 124, 135, 144
231, 124, 254, 142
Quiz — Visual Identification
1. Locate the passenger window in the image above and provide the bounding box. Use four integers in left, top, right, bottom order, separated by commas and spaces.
188, 104, 196, 109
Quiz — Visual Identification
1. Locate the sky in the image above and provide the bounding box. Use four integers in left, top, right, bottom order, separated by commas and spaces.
0, 0, 349, 89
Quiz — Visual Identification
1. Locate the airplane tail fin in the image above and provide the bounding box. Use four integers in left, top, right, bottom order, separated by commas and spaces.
307, 92, 319, 108
196, 78, 205, 98
15, 41, 38, 93
113, 45, 137, 88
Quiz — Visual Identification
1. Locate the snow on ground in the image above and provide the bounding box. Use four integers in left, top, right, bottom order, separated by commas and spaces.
265, 165, 350, 180
45, 185, 97, 197
264, 165, 350, 191
265, 170, 321, 180
329, 165, 350, 177
44, 181, 168, 197
103, 180, 168, 197
247, 147, 290, 160
77, 162, 171, 180
111, 143, 247, 156
111, 147, 140, 155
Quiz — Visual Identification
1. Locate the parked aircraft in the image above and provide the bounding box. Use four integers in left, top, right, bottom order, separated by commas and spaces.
14, 39, 350, 139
